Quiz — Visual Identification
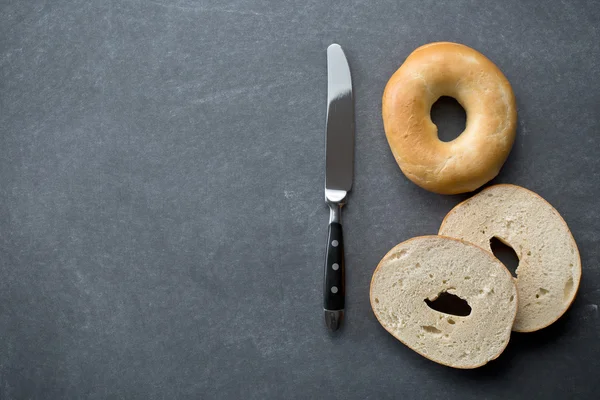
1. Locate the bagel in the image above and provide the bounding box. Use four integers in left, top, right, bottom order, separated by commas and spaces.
382, 42, 517, 194
439, 184, 581, 332
370, 236, 517, 369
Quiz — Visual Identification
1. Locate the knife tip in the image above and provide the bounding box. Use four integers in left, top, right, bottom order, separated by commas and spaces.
328, 43, 342, 52
324, 310, 344, 332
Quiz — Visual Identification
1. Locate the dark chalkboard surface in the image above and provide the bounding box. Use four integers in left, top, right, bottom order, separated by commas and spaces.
1, 1, 599, 398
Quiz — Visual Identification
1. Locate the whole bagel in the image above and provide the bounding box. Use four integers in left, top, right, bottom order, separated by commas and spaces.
382, 42, 517, 194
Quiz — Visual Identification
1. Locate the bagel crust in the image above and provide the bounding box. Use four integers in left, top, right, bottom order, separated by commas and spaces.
382, 42, 517, 194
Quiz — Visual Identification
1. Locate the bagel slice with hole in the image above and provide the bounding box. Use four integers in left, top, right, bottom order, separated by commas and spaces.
370, 235, 517, 368
439, 184, 581, 332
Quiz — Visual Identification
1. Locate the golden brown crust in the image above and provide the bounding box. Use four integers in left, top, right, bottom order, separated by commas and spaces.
438, 184, 582, 332
369, 235, 517, 368
382, 42, 517, 194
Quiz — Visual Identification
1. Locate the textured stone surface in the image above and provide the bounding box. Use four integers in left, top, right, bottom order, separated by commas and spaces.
1, 0, 599, 398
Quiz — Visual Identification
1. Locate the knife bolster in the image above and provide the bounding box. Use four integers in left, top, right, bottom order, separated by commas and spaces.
328, 201, 343, 224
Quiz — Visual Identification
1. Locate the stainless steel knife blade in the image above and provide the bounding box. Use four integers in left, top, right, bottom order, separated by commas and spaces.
325, 44, 354, 200
323, 44, 354, 332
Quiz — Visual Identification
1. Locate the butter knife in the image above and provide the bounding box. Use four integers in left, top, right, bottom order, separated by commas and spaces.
323, 44, 354, 332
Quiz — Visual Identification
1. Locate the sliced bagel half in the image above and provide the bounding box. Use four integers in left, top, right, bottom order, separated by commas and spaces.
439, 184, 581, 332
370, 236, 517, 368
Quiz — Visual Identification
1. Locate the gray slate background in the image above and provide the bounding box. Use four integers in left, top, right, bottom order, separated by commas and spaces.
1, 0, 599, 398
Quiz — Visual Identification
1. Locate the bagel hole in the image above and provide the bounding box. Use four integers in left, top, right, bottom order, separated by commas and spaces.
430, 96, 467, 142
425, 291, 471, 317
490, 237, 520, 278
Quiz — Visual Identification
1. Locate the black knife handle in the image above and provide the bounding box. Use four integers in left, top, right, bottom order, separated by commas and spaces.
324, 222, 345, 311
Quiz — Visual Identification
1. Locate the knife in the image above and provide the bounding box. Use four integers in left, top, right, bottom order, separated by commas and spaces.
324, 44, 354, 332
